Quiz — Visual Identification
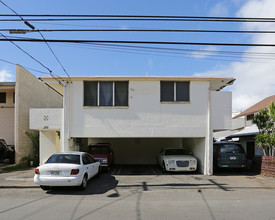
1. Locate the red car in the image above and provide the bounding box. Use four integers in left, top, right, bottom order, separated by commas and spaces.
88, 143, 113, 171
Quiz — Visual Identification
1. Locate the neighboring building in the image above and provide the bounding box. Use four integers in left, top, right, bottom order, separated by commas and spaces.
0, 65, 63, 163
226, 95, 275, 160
0, 82, 15, 146
30, 76, 235, 175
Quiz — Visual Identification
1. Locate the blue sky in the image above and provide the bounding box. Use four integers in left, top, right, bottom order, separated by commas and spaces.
0, 0, 274, 111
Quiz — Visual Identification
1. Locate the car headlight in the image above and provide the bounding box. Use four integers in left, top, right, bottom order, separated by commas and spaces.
190, 160, 197, 165
101, 159, 107, 163
168, 160, 175, 165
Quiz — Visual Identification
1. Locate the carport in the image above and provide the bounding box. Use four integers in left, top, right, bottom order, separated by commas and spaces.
77, 137, 206, 174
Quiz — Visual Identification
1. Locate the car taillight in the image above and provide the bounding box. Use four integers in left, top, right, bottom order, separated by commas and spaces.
35, 168, 40, 174
217, 154, 221, 160
70, 169, 79, 175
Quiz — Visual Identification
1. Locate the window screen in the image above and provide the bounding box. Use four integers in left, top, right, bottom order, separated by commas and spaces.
176, 82, 189, 102
160, 82, 174, 101
84, 82, 97, 106
0, 92, 6, 103
115, 82, 128, 106
99, 82, 113, 106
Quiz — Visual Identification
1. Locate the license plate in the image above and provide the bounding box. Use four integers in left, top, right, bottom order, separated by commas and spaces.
50, 171, 60, 175
230, 156, 236, 160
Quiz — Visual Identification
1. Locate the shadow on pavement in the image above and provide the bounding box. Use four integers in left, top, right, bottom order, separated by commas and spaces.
46, 173, 118, 195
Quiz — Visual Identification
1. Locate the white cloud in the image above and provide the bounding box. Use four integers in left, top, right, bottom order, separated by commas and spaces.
209, 2, 229, 16
0, 69, 13, 82
195, 0, 275, 112
191, 46, 219, 59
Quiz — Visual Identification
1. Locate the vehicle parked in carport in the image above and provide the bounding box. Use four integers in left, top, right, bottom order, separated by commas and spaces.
158, 148, 197, 172
88, 143, 113, 171
34, 152, 100, 190
213, 141, 247, 170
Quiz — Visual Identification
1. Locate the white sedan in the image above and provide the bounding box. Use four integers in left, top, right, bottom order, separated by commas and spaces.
34, 152, 100, 190
158, 148, 197, 172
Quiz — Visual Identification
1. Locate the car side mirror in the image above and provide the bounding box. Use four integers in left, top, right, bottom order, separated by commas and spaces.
160, 153, 164, 156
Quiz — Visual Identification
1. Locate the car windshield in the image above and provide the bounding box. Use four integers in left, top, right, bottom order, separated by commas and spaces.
90, 146, 110, 154
46, 154, 81, 164
165, 149, 188, 155
220, 144, 245, 154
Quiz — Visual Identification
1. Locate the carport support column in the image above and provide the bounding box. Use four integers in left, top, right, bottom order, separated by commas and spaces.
205, 88, 213, 175
60, 82, 71, 152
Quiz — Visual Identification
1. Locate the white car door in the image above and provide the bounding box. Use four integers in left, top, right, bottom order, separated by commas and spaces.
82, 154, 93, 179
85, 154, 98, 178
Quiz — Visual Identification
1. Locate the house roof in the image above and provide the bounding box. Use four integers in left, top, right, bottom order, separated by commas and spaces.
0, 82, 15, 90
39, 76, 235, 95
233, 95, 275, 119
226, 124, 259, 138
0, 82, 15, 86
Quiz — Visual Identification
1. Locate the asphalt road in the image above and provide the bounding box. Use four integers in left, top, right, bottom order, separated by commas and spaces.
0, 166, 275, 220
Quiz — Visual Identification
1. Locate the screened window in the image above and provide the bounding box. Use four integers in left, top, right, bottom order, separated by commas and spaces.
160, 81, 189, 102
84, 81, 128, 107
0, 92, 6, 103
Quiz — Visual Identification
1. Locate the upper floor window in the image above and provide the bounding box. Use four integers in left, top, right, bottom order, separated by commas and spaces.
84, 81, 128, 107
160, 81, 190, 102
0, 92, 6, 103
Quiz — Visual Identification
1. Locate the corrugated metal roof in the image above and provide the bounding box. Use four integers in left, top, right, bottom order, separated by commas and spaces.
226, 124, 259, 138
233, 95, 275, 119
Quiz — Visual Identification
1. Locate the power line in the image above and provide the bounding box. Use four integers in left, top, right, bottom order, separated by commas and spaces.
1, 37, 275, 47
0, 0, 71, 80
3, 28, 275, 34
2, 18, 275, 22
0, 58, 59, 75
0, 14, 275, 21
0, 33, 53, 73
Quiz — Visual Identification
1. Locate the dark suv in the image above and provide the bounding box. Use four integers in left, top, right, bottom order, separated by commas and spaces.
213, 142, 246, 170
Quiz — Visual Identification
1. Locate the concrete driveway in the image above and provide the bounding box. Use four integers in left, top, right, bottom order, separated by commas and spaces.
0, 166, 275, 220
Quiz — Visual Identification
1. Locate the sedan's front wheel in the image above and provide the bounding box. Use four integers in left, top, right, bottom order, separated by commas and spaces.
79, 175, 87, 190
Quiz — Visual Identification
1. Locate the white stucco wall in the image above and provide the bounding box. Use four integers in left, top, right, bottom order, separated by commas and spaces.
211, 91, 232, 131
182, 138, 205, 174
67, 80, 210, 138
39, 130, 57, 165
30, 108, 63, 130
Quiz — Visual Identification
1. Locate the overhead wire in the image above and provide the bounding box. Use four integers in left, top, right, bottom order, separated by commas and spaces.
2, 28, 275, 34
0, 14, 275, 22
0, 0, 71, 81
1, 37, 275, 47
0, 58, 62, 76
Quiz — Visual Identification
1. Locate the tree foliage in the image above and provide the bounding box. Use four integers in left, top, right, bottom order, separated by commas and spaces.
253, 102, 275, 156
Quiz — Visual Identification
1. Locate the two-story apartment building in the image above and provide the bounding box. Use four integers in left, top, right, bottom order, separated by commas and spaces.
30, 76, 234, 175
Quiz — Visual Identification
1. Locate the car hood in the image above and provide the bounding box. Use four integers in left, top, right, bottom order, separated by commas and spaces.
163, 155, 196, 160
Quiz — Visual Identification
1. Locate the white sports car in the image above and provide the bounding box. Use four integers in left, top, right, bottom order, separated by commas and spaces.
158, 148, 197, 172
34, 152, 100, 190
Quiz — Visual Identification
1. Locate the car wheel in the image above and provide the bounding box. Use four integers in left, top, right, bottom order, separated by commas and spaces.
162, 161, 166, 172
40, 185, 50, 191
96, 166, 101, 178
79, 175, 88, 190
